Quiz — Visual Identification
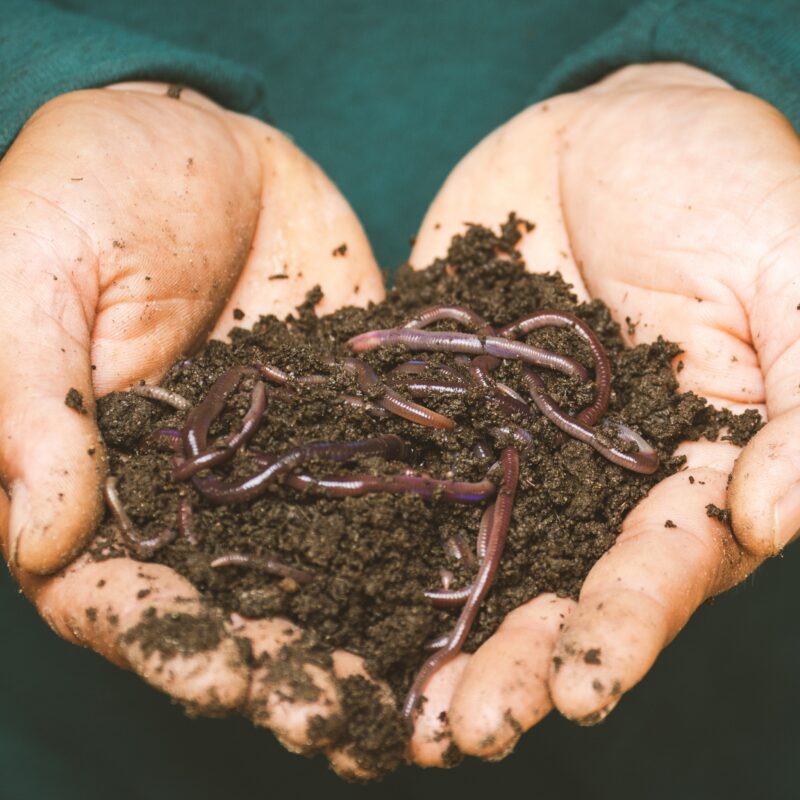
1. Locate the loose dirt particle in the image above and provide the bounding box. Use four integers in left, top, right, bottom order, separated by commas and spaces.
584, 648, 602, 665
65, 388, 87, 415
706, 503, 732, 524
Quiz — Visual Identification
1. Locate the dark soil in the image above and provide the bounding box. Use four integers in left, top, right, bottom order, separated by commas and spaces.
65, 387, 88, 415
89, 217, 762, 778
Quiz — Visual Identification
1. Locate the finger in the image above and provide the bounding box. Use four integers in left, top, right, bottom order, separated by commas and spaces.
232, 615, 343, 753
407, 653, 470, 767
550, 449, 761, 723
0, 485, 50, 599
730, 407, 800, 555
3, 88, 263, 397
0, 196, 104, 574
409, 98, 590, 300
448, 594, 575, 759
326, 651, 406, 781
233, 613, 401, 778
209, 121, 385, 338
34, 557, 249, 711
728, 136, 800, 554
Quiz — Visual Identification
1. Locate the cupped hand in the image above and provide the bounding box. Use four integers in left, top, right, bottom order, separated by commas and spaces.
407, 63, 800, 763
0, 83, 390, 778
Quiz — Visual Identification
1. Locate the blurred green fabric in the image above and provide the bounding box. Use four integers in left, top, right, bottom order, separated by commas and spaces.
1, 1, 799, 798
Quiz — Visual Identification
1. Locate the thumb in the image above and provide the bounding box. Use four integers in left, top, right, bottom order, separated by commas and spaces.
730, 407, 800, 556
729, 142, 800, 555
0, 189, 104, 574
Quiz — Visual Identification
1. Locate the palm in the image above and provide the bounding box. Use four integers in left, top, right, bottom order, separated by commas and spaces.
407, 63, 800, 762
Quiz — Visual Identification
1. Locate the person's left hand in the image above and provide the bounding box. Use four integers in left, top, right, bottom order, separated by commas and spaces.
406, 62, 800, 763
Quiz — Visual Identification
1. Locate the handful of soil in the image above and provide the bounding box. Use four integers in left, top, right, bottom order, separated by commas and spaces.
90, 217, 761, 777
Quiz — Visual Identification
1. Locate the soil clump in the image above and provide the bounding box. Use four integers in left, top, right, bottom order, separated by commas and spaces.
90, 217, 761, 777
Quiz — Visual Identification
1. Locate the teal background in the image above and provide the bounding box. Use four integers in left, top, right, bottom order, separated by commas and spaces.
4, 554, 800, 799
2, 1, 800, 798
49, 0, 638, 268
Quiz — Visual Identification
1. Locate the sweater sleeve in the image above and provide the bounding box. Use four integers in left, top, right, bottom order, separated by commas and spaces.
533, 0, 800, 132
0, 0, 269, 156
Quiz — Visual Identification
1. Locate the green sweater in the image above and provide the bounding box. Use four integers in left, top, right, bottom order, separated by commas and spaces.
1, 0, 798, 265
1, 2, 799, 799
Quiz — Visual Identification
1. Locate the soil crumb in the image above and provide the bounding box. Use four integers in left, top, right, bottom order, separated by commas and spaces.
93, 216, 762, 778
706, 503, 732, 524
65, 387, 88, 415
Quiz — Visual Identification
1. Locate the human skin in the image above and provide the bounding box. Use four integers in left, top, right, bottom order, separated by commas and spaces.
0, 82, 390, 778
407, 63, 800, 763
1, 64, 799, 775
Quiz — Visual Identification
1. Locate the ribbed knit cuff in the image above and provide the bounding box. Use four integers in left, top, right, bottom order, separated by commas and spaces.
533, 0, 800, 132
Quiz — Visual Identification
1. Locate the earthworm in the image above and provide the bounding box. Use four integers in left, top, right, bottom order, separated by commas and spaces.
403, 447, 520, 719
382, 390, 456, 429
472, 440, 494, 461
488, 425, 533, 450
333, 394, 390, 418
174, 381, 266, 480
182, 367, 253, 460
444, 533, 476, 568
337, 357, 456, 429
334, 357, 379, 394
469, 354, 499, 389
485, 337, 589, 378
193, 435, 409, 504
496, 382, 527, 405
424, 584, 474, 607
103, 476, 176, 555
255, 363, 328, 388
499, 310, 611, 426
388, 360, 469, 384
439, 569, 455, 590
255, 363, 290, 385
466, 355, 529, 417
210, 553, 314, 584
247, 452, 497, 503
152, 427, 183, 450
403, 305, 495, 336
492, 392, 530, 418
524, 368, 658, 474
476, 504, 495, 561
130, 383, 192, 411
178, 498, 198, 545
348, 328, 588, 378
295, 374, 329, 386
289, 472, 495, 502
427, 508, 493, 610
424, 633, 451, 651
401, 378, 469, 398
261, 359, 391, 418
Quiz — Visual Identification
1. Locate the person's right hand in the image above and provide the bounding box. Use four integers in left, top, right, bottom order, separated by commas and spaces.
0, 83, 391, 778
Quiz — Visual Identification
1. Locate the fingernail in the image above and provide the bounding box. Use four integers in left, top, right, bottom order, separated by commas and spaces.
774, 482, 800, 551
575, 696, 620, 727
8, 480, 30, 567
